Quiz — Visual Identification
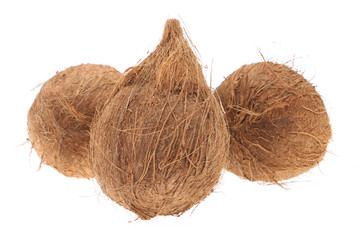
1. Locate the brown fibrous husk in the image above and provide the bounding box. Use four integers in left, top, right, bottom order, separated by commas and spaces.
215, 62, 332, 183
90, 19, 229, 220
27, 64, 122, 178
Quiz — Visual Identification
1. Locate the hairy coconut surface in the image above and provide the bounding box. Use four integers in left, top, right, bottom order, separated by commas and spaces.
215, 62, 331, 183
27, 64, 122, 178
90, 19, 229, 220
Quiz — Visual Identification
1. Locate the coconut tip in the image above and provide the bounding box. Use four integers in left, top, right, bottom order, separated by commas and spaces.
164, 18, 181, 28
161, 18, 184, 43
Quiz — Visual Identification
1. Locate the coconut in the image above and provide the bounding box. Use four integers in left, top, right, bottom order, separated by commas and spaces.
215, 62, 331, 183
27, 64, 122, 178
90, 19, 229, 220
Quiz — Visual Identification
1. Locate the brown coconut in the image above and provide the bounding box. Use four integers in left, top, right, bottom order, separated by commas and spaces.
90, 19, 229, 220
215, 62, 331, 183
27, 64, 122, 178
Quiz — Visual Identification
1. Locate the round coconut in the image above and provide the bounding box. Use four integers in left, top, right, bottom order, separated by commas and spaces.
215, 62, 331, 183
90, 19, 229, 220
27, 64, 122, 179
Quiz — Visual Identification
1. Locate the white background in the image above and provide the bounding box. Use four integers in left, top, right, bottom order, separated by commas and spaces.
1, 0, 359, 239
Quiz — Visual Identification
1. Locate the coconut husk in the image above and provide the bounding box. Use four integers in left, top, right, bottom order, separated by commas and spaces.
215, 62, 332, 183
27, 64, 122, 178
90, 19, 229, 220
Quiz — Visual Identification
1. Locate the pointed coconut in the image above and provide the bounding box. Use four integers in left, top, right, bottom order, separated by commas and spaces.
215, 62, 331, 183
90, 19, 229, 220
27, 64, 122, 178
